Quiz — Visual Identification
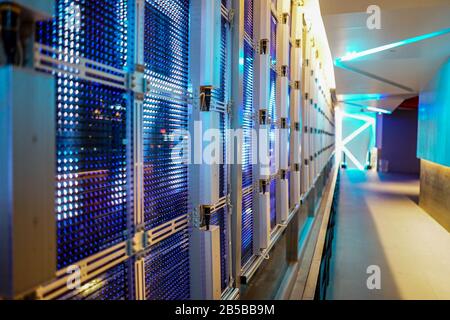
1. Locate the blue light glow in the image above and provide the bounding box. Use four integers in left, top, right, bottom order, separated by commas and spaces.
337, 110, 377, 171
336, 28, 450, 63
367, 106, 392, 114
242, 27, 255, 267
338, 93, 387, 102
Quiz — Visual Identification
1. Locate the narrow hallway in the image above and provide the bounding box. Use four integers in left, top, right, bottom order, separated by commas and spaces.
327, 170, 450, 300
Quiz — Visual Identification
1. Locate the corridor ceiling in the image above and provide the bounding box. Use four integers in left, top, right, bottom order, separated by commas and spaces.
319, 0, 450, 113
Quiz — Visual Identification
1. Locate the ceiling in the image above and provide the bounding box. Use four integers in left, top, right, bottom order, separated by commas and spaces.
319, 0, 450, 113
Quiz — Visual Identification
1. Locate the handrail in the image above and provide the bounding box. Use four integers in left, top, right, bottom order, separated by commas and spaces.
302, 165, 339, 300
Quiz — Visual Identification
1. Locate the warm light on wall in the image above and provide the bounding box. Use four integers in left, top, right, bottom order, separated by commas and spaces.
303, 0, 336, 90
420, 160, 450, 232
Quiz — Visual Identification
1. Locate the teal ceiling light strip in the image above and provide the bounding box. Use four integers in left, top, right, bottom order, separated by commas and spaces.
367, 106, 391, 114
342, 102, 393, 115
338, 93, 386, 102
334, 28, 450, 96
338, 93, 415, 103
336, 28, 450, 63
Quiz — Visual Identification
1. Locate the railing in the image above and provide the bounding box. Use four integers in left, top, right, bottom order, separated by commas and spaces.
240, 156, 336, 300
302, 166, 340, 300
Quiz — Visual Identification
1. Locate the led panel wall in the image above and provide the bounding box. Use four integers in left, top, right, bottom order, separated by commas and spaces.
23, 0, 337, 301
142, 0, 189, 229
144, 229, 190, 300
64, 262, 130, 300
37, 0, 130, 271
142, 0, 190, 300
241, 0, 255, 268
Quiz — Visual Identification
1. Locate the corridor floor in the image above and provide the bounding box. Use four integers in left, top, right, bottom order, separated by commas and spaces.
327, 170, 450, 300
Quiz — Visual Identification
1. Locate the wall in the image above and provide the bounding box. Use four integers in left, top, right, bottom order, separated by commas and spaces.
417, 58, 450, 166
418, 58, 450, 232
380, 109, 420, 174
420, 160, 450, 232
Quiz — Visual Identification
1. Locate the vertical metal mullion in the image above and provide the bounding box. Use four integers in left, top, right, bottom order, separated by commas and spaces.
132, 0, 146, 301
314, 56, 319, 180
225, 7, 234, 290
309, 43, 316, 187
190, 0, 225, 299
301, 20, 310, 195
253, 0, 271, 253
134, 257, 146, 300
291, 3, 303, 207
230, 0, 245, 291
276, 0, 290, 225
133, 0, 145, 229
133, 100, 144, 228
289, 5, 298, 207
286, 1, 302, 262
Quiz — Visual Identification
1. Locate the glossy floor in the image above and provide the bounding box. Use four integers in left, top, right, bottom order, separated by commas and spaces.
327, 170, 450, 300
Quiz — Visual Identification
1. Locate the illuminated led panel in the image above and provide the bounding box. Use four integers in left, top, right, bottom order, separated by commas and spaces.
48, 0, 128, 68
269, 69, 277, 176
244, 0, 254, 40
145, 229, 190, 300
143, 0, 190, 230
142, 0, 190, 301
80, 0, 128, 68
270, 179, 277, 230
242, 191, 254, 265
142, 94, 189, 229
64, 262, 130, 300
210, 206, 230, 291
269, 16, 278, 176
55, 80, 128, 269
37, 0, 130, 270
222, 0, 229, 7
269, 15, 278, 230
241, 0, 255, 267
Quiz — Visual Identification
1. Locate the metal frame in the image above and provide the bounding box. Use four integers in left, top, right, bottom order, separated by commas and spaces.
33, 0, 194, 301
36, 242, 128, 300
289, 1, 303, 209
252, 0, 271, 260
189, 0, 234, 299
230, 0, 245, 290
275, 0, 291, 225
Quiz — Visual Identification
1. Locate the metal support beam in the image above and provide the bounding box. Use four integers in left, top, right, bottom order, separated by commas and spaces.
230, 0, 244, 289
301, 15, 311, 195
276, 0, 291, 225
253, 0, 271, 253
290, 3, 303, 209
131, 0, 146, 300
